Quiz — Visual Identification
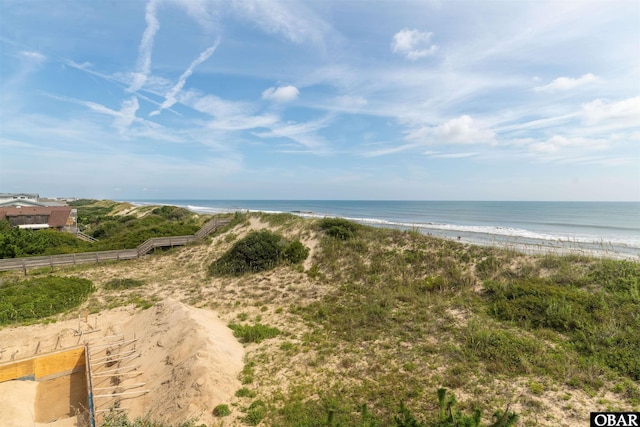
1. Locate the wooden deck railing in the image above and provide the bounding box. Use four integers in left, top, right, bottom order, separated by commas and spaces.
0, 217, 231, 272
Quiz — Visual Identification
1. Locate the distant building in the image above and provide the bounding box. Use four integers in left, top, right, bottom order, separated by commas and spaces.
0, 192, 40, 202
0, 193, 68, 207
0, 206, 78, 232
0, 193, 43, 207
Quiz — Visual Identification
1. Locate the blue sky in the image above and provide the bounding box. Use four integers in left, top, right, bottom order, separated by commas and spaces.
1, 0, 639, 201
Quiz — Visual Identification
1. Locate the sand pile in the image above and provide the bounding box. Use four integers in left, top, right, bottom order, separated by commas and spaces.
0, 299, 244, 427
105, 299, 244, 424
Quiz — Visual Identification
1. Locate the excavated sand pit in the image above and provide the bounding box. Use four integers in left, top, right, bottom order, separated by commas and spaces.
0, 299, 244, 426
0, 345, 89, 427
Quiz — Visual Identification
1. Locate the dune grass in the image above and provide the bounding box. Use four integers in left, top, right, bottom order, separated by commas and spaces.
253, 220, 640, 425
0, 276, 94, 325
4, 211, 638, 426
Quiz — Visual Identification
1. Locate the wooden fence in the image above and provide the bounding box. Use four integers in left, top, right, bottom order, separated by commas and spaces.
0, 218, 230, 272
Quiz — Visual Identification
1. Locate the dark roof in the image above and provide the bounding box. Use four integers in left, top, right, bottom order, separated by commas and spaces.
0, 206, 72, 228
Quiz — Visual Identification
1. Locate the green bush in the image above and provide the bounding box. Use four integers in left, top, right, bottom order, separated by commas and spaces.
236, 387, 257, 398
213, 404, 231, 417
210, 231, 282, 276
228, 322, 281, 343
0, 227, 88, 258
0, 276, 94, 325
484, 277, 640, 380
318, 218, 359, 240
209, 231, 308, 276
152, 205, 191, 220
588, 259, 640, 293
244, 400, 267, 426
283, 240, 310, 264
0, 200, 204, 258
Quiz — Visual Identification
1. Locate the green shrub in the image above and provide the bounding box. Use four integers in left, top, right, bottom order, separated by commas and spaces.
0, 276, 94, 325
484, 277, 640, 380
236, 387, 257, 398
588, 259, 640, 293
228, 322, 281, 343
152, 205, 191, 220
213, 404, 231, 417
244, 400, 267, 426
0, 200, 205, 257
283, 240, 309, 264
210, 231, 283, 276
209, 231, 308, 276
0, 228, 88, 258
318, 218, 359, 240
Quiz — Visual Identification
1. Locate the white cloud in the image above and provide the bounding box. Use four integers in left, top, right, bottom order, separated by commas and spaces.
143, 75, 175, 94
262, 85, 300, 102
231, 0, 329, 44
113, 97, 140, 134
534, 73, 598, 93
360, 143, 420, 158
19, 51, 46, 64
83, 96, 140, 135
188, 93, 254, 118
408, 115, 495, 145
129, 0, 160, 92
336, 95, 368, 108
168, 0, 218, 32
151, 40, 220, 116
428, 152, 478, 159
207, 114, 280, 131
183, 92, 279, 130
391, 28, 437, 60
528, 135, 609, 155
582, 96, 640, 126
253, 115, 332, 153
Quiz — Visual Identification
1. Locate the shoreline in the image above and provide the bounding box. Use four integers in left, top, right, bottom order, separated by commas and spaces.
127, 200, 640, 261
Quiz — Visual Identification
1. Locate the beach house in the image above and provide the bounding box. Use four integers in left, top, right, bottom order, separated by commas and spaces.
0, 206, 78, 232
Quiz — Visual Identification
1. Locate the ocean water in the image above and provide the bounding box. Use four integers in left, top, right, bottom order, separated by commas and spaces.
130, 200, 640, 259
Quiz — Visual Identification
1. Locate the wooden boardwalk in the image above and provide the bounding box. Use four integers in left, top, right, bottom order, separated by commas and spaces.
0, 218, 230, 272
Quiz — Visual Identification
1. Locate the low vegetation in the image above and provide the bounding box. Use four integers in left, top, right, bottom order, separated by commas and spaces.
2, 210, 638, 426
0, 221, 88, 258
80, 203, 201, 250
484, 271, 640, 381
269, 220, 640, 425
103, 278, 146, 290
0, 276, 94, 325
0, 199, 208, 258
101, 411, 202, 427
208, 230, 309, 276
228, 322, 281, 343
318, 217, 360, 240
